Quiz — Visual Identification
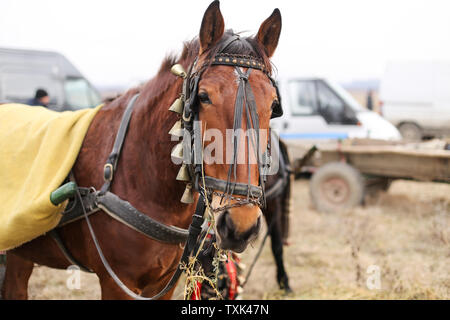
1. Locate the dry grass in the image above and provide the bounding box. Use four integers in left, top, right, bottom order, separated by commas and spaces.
26, 179, 449, 300
241, 179, 450, 300
28, 266, 100, 300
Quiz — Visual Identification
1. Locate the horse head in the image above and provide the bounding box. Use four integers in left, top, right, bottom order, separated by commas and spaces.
172, 1, 282, 253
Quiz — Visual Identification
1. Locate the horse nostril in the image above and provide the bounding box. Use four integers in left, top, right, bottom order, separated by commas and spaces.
224, 210, 235, 230
217, 210, 231, 239
216, 210, 261, 253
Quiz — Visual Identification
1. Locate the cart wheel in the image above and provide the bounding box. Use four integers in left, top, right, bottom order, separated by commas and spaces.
398, 122, 422, 141
310, 162, 364, 213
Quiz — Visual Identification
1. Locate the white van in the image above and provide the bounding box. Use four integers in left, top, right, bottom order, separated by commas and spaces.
271, 77, 401, 142
379, 61, 450, 140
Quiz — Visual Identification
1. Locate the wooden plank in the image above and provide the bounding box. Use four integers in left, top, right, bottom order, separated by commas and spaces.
319, 145, 450, 158
319, 149, 450, 182
285, 138, 450, 181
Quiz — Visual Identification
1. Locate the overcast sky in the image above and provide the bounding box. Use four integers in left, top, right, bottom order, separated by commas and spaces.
1, 0, 449, 88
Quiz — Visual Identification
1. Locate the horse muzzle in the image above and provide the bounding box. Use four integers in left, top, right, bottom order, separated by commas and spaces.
212, 195, 262, 253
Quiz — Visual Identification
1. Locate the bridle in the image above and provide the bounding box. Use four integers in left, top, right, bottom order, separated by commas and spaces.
172, 34, 283, 213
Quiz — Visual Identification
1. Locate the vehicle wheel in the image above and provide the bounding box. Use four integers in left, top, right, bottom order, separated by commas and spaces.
310, 162, 364, 213
398, 122, 422, 141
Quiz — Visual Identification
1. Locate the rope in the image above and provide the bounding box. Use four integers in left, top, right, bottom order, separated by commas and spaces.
241, 228, 270, 288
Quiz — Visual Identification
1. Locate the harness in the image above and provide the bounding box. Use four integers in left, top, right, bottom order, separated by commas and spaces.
50, 34, 283, 300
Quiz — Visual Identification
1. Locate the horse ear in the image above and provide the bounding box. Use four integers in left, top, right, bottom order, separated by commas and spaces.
199, 1, 225, 55
256, 8, 282, 58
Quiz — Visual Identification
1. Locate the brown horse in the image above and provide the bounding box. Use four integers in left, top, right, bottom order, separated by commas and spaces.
1, 1, 282, 300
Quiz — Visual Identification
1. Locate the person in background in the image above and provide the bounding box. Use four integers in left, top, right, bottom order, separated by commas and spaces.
366, 89, 373, 111
28, 89, 50, 107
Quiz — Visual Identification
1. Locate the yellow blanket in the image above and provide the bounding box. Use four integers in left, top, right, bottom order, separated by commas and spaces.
0, 104, 102, 250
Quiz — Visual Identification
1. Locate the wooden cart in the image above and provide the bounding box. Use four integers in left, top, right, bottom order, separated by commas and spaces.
288, 139, 450, 213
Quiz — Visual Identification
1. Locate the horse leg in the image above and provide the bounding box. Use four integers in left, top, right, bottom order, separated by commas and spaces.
1, 252, 34, 300
269, 202, 292, 293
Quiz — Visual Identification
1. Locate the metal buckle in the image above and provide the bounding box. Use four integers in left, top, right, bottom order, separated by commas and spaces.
103, 163, 113, 182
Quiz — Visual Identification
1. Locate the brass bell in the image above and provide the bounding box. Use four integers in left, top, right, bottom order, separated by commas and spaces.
171, 142, 184, 164
176, 164, 190, 181
168, 120, 183, 137
180, 183, 194, 204
168, 97, 184, 114
170, 64, 187, 78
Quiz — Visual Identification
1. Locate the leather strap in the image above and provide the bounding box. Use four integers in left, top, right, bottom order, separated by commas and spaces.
57, 190, 189, 244
216, 34, 240, 53
145, 194, 206, 300
49, 229, 93, 273
211, 53, 265, 72
100, 93, 140, 195
57, 188, 99, 226
202, 176, 262, 198
96, 192, 189, 243
264, 143, 288, 200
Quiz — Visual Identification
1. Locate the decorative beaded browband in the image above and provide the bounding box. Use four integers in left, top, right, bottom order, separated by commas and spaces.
211, 53, 267, 72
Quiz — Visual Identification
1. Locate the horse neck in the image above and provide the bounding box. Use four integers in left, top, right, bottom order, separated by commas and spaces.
116, 70, 194, 222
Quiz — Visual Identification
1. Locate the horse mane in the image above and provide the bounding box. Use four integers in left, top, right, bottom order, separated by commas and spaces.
106, 29, 273, 110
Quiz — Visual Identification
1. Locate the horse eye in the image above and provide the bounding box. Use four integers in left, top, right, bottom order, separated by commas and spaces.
198, 92, 212, 104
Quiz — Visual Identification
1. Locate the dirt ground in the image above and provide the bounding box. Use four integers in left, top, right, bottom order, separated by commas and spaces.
26, 179, 449, 300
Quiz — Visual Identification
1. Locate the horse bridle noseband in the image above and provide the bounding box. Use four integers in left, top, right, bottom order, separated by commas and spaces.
175, 34, 283, 212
